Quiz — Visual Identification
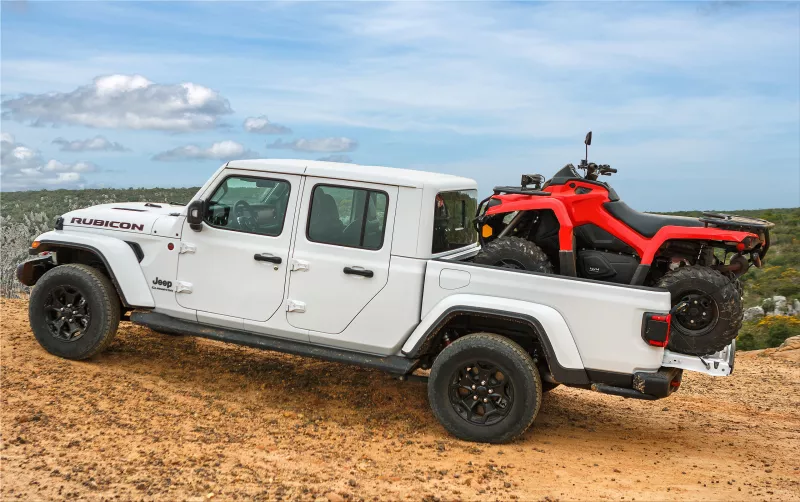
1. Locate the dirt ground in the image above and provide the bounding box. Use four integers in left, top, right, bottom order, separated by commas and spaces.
1, 298, 799, 501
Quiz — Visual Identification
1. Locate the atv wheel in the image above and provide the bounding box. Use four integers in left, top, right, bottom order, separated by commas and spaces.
656, 266, 743, 356
29, 264, 121, 360
428, 333, 542, 443
474, 237, 554, 273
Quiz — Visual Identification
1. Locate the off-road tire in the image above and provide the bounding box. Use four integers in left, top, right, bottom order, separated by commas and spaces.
474, 237, 554, 273
428, 333, 542, 443
656, 266, 743, 356
29, 264, 121, 360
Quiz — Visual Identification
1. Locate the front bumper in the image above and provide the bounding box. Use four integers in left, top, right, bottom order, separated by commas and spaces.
16, 254, 55, 286
661, 340, 736, 377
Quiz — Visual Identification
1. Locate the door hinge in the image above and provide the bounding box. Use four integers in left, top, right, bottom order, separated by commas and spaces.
290, 259, 310, 272
179, 242, 196, 254
175, 281, 193, 293
286, 299, 306, 312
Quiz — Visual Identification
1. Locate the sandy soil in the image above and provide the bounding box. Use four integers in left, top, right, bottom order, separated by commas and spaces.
2, 298, 799, 501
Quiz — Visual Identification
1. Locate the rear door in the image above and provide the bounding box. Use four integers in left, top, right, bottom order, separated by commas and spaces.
286, 178, 397, 333
176, 171, 301, 322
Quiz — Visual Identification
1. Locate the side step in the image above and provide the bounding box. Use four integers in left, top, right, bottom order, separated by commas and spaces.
591, 384, 659, 400
130, 311, 418, 375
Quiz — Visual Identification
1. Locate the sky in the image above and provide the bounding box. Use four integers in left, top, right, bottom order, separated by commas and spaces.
1, 1, 798, 211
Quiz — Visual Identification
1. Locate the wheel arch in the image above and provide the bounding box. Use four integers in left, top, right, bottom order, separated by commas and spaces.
29, 231, 155, 308
403, 298, 589, 385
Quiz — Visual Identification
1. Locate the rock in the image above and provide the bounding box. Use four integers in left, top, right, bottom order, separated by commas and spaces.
773, 296, 788, 315
778, 335, 800, 351
325, 493, 344, 502
743, 306, 765, 322
793, 300, 800, 316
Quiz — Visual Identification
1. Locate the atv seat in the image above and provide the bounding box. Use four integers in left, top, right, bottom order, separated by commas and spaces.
603, 201, 704, 238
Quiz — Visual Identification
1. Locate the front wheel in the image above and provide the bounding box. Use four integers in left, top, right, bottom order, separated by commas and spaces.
428, 333, 542, 443
28, 264, 121, 360
656, 266, 743, 356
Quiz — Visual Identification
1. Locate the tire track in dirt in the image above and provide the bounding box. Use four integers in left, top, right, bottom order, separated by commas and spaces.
2, 298, 798, 501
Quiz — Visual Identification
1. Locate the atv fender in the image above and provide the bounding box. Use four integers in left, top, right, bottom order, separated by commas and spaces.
30, 230, 155, 308
402, 294, 588, 384
485, 196, 574, 251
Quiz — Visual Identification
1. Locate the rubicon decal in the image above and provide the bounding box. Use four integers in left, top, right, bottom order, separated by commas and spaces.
70, 217, 144, 231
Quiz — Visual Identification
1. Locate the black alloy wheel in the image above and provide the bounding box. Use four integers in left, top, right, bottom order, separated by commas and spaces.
449, 361, 514, 426
44, 285, 91, 342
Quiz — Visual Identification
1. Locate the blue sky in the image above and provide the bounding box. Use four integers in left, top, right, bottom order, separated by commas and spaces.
1, 1, 798, 211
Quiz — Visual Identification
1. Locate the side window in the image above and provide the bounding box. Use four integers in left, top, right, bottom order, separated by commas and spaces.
307, 184, 388, 250
204, 175, 291, 236
432, 190, 478, 253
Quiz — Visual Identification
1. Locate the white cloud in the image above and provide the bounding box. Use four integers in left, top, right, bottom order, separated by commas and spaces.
317, 154, 354, 163
1, 74, 233, 131
52, 135, 128, 152
1, 133, 98, 190
243, 115, 292, 134
267, 137, 357, 153
153, 140, 258, 161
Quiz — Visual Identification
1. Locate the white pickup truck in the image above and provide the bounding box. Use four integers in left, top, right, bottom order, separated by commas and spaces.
17, 159, 735, 443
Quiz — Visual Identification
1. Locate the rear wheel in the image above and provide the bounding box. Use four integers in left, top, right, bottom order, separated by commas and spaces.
656, 266, 743, 356
474, 237, 554, 273
428, 333, 542, 443
29, 264, 121, 360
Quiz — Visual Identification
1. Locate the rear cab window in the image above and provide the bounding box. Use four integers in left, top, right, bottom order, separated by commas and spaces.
432, 190, 478, 254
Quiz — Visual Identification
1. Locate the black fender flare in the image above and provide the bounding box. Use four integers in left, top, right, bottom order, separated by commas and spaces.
404, 306, 589, 385
28, 241, 135, 307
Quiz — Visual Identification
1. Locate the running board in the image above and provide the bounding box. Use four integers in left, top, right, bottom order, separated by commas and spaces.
591, 383, 659, 400
130, 311, 419, 375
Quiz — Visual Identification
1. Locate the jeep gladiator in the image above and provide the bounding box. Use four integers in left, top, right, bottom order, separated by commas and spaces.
17, 159, 735, 443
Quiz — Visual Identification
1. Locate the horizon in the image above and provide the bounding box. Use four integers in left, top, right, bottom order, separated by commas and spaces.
1, 1, 799, 211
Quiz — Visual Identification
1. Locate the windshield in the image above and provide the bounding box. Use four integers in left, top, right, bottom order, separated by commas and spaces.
432, 190, 478, 254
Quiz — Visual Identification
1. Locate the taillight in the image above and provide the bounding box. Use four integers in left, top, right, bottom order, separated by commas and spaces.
642, 312, 671, 348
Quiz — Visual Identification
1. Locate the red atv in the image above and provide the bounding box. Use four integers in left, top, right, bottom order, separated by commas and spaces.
475, 132, 774, 356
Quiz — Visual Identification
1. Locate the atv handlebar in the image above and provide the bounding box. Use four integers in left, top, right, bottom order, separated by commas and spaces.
580, 161, 616, 180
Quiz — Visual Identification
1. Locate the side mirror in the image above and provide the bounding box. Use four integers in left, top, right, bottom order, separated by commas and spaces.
186, 200, 205, 232
584, 131, 592, 146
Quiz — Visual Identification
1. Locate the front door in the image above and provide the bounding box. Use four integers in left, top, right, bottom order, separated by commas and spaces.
286, 178, 397, 333
176, 172, 301, 322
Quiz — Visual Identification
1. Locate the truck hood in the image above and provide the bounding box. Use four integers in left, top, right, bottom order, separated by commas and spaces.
62, 202, 185, 235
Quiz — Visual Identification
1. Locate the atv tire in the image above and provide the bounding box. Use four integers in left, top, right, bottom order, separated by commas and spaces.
656, 266, 743, 356
29, 264, 121, 360
474, 237, 554, 273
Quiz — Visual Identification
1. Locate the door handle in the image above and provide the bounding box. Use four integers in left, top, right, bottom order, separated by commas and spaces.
254, 253, 282, 264
343, 266, 374, 278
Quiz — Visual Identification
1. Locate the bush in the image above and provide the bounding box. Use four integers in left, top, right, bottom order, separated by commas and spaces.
736, 315, 800, 351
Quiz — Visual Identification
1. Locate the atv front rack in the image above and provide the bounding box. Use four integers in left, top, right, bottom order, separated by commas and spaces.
492, 186, 551, 196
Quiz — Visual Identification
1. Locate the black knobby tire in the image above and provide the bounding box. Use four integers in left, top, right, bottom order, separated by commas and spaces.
428, 333, 542, 444
656, 266, 743, 356
474, 237, 554, 273
29, 264, 121, 360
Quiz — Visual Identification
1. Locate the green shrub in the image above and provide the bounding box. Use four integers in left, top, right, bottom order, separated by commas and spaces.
736, 315, 800, 350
